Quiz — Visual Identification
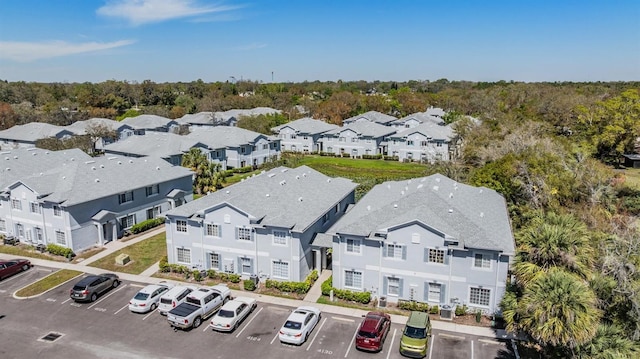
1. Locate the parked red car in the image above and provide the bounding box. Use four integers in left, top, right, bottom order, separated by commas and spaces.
0, 258, 32, 280
355, 311, 391, 352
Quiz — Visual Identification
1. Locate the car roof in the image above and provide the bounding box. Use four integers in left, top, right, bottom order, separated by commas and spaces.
361, 313, 386, 331
163, 285, 193, 295
406, 311, 430, 328
76, 275, 101, 285
139, 284, 166, 293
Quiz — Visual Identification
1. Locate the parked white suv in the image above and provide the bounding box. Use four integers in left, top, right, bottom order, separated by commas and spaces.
158, 285, 196, 315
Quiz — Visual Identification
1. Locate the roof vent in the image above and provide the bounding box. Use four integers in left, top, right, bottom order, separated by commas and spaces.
281, 168, 288, 172
295, 175, 300, 179
32, 152, 37, 156
417, 184, 423, 189
407, 179, 412, 184
448, 209, 453, 213
479, 189, 483, 193
70, 158, 75, 161
480, 212, 484, 218
367, 205, 371, 211
62, 176, 65, 179
327, 178, 331, 183
387, 184, 391, 189
401, 190, 405, 196
393, 204, 398, 209
302, 172, 307, 177
85, 160, 95, 164
13, 156, 17, 159
279, 180, 286, 186
298, 197, 303, 202
118, 161, 122, 165
100, 164, 104, 168
156, 166, 160, 170
129, 159, 134, 163
91, 166, 96, 170
4, 157, 8, 160
5, 167, 9, 171
108, 157, 118, 160
266, 193, 270, 197
433, 185, 439, 191
226, 190, 230, 194
95, 178, 100, 182
268, 173, 276, 178
435, 177, 440, 182
449, 193, 453, 198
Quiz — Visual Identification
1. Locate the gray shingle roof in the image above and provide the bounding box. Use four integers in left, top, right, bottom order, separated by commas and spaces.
0, 122, 72, 142
388, 121, 454, 141
394, 112, 444, 126
177, 112, 214, 125
65, 118, 131, 135
120, 115, 177, 130
165, 166, 357, 232
271, 117, 339, 135
103, 132, 204, 158
0, 148, 193, 206
325, 121, 397, 138
214, 107, 282, 121
344, 111, 397, 125
327, 174, 515, 254
185, 126, 274, 149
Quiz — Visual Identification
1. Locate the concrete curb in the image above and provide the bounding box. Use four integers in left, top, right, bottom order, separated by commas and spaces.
13, 269, 84, 300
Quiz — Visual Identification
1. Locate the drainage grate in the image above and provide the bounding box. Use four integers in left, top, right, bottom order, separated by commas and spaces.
39, 332, 63, 342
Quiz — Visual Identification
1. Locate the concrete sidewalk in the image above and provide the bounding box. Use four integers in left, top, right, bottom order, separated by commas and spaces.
0, 232, 516, 340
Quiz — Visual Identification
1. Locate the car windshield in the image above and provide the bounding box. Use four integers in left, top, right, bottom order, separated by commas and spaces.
284, 321, 302, 330
358, 330, 377, 338
134, 292, 149, 300
404, 325, 426, 339
217, 310, 234, 318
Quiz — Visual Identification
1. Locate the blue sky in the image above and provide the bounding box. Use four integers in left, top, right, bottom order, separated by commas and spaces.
0, 0, 638, 83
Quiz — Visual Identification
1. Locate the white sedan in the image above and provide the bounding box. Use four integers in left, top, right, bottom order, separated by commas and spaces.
129, 283, 171, 313
209, 296, 257, 332
278, 306, 321, 345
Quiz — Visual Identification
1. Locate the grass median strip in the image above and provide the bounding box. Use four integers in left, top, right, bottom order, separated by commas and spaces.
15, 269, 83, 298
87, 233, 167, 274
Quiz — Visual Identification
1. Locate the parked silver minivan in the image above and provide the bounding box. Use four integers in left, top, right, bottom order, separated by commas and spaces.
158, 285, 196, 315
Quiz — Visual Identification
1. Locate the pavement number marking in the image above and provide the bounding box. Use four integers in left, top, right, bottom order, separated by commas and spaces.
316, 349, 332, 355
0, 289, 6, 293
46, 298, 56, 302
246, 336, 261, 342
95, 308, 107, 312
70, 302, 82, 307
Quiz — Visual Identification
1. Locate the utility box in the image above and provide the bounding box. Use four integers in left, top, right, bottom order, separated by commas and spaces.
115, 253, 131, 265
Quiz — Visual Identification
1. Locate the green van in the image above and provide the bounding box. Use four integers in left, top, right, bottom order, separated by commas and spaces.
399, 311, 432, 358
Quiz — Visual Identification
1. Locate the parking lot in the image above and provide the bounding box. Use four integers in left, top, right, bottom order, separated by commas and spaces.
0, 266, 515, 359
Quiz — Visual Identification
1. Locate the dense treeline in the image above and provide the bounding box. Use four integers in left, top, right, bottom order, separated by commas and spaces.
1, 78, 640, 357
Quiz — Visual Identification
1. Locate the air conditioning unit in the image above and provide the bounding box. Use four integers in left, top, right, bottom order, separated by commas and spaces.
440, 304, 454, 320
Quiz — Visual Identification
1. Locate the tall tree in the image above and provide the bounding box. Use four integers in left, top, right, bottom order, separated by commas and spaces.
181, 148, 226, 194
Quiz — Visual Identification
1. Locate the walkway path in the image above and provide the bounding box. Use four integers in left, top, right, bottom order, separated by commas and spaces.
0, 230, 519, 340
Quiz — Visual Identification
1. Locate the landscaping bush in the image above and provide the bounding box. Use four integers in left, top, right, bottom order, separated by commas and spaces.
244, 279, 256, 291
321, 276, 333, 296
429, 305, 440, 314
46, 244, 75, 258
159, 256, 170, 272
333, 288, 371, 304
192, 269, 202, 282
232, 166, 253, 174
306, 270, 319, 283
398, 300, 429, 312
383, 155, 399, 161
207, 269, 217, 278
455, 304, 468, 316
265, 279, 310, 294
341, 153, 351, 158
130, 217, 164, 234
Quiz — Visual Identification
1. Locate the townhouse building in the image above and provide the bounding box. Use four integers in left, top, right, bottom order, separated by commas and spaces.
327, 174, 515, 314
319, 121, 397, 157
0, 148, 193, 253
120, 115, 180, 135
342, 111, 397, 126
164, 166, 357, 282
386, 122, 454, 163
271, 117, 339, 153
103, 132, 210, 166
0, 122, 74, 150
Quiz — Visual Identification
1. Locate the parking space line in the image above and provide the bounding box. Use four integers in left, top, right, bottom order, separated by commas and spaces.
386, 328, 397, 359
129, 283, 145, 288
332, 316, 354, 322
235, 307, 263, 338
87, 284, 127, 309
61, 298, 71, 304
471, 340, 474, 359
478, 338, 502, 345
305, 316, 327, 351
114, 304, 129, 315
203, 322, 211, 332
270, 331, 279, 345
428, 332, 434, 359
343, 326, 359, 358
0, 270, 31, 283
142, 309, 158, 321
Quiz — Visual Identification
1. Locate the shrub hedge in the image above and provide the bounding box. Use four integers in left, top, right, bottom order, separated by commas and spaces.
265, 270, 319, 294
320, 276, 371, 304
244, 279, 256, 291
130, 217, 165, 234
398, 300, 430, 312
46, 244, 75, 258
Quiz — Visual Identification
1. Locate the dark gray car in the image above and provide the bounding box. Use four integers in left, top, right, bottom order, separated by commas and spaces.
69, 273, 120, 302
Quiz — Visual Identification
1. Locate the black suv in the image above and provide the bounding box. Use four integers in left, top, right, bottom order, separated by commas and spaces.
70, 273, 120, 302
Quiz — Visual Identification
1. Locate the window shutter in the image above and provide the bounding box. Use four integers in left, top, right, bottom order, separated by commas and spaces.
423, 282, 429, 302
382, 243, 387, 257
237, 256, 242, 273
440, 284, 447, 304
235, 227, 239, 240
249, 258, 254, 273
423, 248, 429, 262
402, 246, 407, 260
382, 276, 388, 295
444, 249, 450, 265
398, 279, 404, 298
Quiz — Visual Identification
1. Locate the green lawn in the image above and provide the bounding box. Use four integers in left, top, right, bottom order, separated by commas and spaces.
622, 168, 640, 189
15, 269, 83, 297
87, 233, 167, 274
0, 244, 66, 261
296, 155, 428, 180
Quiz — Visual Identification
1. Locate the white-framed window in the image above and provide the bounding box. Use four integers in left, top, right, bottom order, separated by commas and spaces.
339, 137, 346, 142
53, 205, 62, 216
263, 144, 268, 150
176, 220, 187, 233
146, 206, 161, 220
55, 230, 66, 245
11, 199, 22, 210
428, 248, 445, 264
385, 243, 403, 259
209, 252, 220, 270
344, 270, 362, 289
236, 227, 251, 241
176, 247, 191, 264
206, 223, 221, 237
16, 223, 25, 238
474, 253, 491, 269
428, 283, 441, 302
327, 147, 333, 152
346, 238, 361, 254
469, 287, 491, 306
407, 140, 414, 146
120, 214, 135, 229
436, 142, 443, 147
0, 219, 5, 232
421, 140, 428, 146
272, 260, 289, 279
35, 227, 43, 242
118, 191, 134, 204
351, 137, 358, 143
387, 277, 400, 296
29, 202, 41, 213
145, 184, 160, 197
335, 203, 340, 213
272, 230, 287, 245
291, 134, 297, 139
240, 257, 252, 274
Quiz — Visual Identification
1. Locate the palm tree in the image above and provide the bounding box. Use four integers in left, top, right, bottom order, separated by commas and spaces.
513, 211, 594, 285
181, 148, 225, 195
575, 324, 640, 359
517, 268, 601, 353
